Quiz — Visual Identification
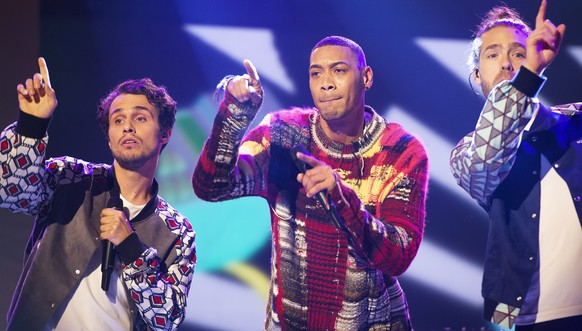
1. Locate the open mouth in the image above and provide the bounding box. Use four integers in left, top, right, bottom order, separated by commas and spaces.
121, 138, 139, 146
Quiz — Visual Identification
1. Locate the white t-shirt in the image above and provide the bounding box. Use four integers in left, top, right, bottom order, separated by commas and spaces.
44, 196, 146, 330
516, 154, 582, 324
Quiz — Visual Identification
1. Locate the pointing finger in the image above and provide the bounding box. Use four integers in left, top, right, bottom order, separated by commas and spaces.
296, 152, 321, 168
535, 0, 547, 28
38, 57, 52, 89
243, 59, 260, 82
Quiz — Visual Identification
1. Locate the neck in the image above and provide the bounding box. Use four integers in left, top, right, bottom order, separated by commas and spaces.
319, 110, 367, 145
113, 161, 156, 205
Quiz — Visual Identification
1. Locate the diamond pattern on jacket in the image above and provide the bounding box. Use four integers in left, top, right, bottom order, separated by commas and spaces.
0, 137, 12, 154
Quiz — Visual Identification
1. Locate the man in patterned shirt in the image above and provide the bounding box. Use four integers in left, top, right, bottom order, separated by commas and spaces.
450, 1, 582, 329
193, 36, 428, 330
0, 57, 196, 330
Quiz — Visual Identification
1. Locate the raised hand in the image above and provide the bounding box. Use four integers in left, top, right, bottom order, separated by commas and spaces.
227, 59, 263, 105
16, 57, 58, 119
524, 0, 567, 75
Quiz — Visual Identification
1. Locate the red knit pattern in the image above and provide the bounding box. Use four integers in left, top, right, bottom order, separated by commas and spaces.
193, 100, 428, 330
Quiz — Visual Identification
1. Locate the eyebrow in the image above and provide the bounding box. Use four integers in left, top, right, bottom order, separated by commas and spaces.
508, 42, 526, 50
482, 42, 525, 54
109, 105, 153, 118
309, 61, 350, 71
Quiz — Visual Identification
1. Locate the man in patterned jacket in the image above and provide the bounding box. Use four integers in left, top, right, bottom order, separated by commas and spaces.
193, 36, 428, 330
0, 57, 196, 330
450, 1, 582, 329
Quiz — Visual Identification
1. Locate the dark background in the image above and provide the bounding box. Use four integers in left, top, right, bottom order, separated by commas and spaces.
1, 1, 580, 330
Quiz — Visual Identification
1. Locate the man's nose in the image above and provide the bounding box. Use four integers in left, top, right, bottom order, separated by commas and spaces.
123, 123, 135, 133
501, 55, 514, 71
320, 75, 335, 91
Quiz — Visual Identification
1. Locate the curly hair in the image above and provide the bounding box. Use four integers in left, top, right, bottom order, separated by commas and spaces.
96, 78, 177, 142
467, 5, 532, 72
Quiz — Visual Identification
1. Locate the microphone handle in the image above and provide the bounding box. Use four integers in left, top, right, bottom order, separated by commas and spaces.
102, 197, 123, 291
101, 241, 115, 291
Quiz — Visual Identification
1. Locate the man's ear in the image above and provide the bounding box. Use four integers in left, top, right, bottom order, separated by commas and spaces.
363, 66, 373, 90
161, 129, 172, 143
473, 68, 481, 86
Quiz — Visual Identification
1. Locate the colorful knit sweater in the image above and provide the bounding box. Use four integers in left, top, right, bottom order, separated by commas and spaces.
193, 92, 428, 330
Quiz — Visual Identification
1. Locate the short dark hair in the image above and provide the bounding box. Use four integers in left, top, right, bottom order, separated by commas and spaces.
467, 6, 532, 72
97, 78, 177, 140
312, 36, 367, 70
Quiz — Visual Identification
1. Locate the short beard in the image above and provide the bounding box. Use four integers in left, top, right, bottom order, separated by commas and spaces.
480, 83, 492, 99
113, 148, 157, 171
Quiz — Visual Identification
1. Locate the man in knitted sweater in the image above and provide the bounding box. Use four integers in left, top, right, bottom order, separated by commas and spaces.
193, 36, 428, 330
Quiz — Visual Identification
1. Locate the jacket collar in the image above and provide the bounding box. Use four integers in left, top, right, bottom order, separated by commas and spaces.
107, 165, 159, 223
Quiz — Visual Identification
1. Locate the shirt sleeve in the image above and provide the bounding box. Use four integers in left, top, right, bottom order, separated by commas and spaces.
329, 134, 429, 277
121, 209, 196, 331
449, 67, 545, 206
192, 90, 266, 201
0, 114, 52, 215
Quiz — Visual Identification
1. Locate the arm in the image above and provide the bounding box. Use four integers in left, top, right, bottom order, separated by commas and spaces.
338, 138, 428, 276
450, 68, 545, 206
296, 133, 429, 276
0, 115, 52, 214
192, 59, 266, 201
0, 58, 58, 214
450, 0, 566, 206
119, 207, 196, 330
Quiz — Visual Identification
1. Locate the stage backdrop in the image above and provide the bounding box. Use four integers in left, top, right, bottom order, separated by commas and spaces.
1, 1, 581, 330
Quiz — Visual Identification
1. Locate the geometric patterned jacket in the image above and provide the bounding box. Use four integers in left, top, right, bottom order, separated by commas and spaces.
193, 91, 429, 330
450, 67, 582, 329
0, 113, 196, 331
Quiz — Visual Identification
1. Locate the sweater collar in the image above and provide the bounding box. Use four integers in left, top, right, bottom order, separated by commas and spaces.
310, 105, 386, 158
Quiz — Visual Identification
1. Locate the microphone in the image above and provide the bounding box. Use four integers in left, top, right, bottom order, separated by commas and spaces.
290, 144, 331, 212
101, 196, 122, 292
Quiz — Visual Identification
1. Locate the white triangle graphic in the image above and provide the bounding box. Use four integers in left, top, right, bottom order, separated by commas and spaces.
184, 24, 296, 94
383, 105, 484, 209
568, 45, 582, 67
415, 37, 473, 86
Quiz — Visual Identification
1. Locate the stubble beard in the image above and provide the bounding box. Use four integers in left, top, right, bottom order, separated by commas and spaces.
113, 146, 158, 171
318, 105, 344, 122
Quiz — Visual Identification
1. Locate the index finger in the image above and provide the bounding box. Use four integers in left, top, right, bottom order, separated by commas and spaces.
297, 152, 321, 168
243, 59, 260, 81
38, 57, 52, 89
535, 0, 547, 28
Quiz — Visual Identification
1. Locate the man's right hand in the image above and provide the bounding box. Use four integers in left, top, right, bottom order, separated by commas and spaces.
16, 57, 57, 119
524, 0, 567, 75
226, 59, 263, 105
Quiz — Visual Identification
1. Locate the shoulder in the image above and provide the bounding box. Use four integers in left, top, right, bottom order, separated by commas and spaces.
45, 157, 111, 179
155, 196, 195, 235
259, 107, 315, 126
380, 122, 427, 159
550, 102, 582, 117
